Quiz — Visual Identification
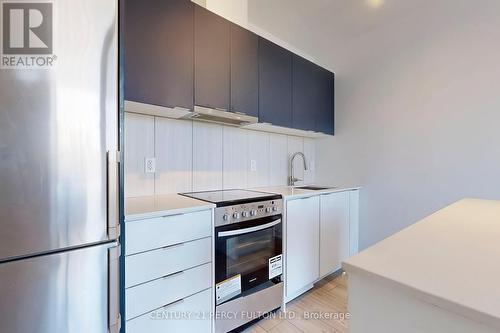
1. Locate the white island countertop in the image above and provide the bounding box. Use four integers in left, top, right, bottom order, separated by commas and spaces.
343, 199, 500, 330
125, 194, 215, 221
255, 185, 360, 200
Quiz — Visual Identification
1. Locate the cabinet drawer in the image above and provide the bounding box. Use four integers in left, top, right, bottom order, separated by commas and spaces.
126, 262, 212, 320
126, 288, 212, 333
125, 209, 212, 255
125, 237, 212, 288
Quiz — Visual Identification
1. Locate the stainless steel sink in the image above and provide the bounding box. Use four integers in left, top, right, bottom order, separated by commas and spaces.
295, 186, 335, 191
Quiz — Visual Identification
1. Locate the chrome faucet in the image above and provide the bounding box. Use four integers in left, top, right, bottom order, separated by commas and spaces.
289, 152, 308, 186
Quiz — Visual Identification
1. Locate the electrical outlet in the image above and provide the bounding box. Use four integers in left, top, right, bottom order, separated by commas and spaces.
250, 160, 257, 172
145, 157, 156, 173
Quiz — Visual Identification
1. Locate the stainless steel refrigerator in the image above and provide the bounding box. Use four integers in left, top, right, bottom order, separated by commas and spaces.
0, 0, 120, 332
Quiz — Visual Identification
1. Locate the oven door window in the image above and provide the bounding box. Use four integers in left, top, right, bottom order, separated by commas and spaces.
216, 216, 282, 298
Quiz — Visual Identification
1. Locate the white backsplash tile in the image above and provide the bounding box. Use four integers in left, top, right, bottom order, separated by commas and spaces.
192, 122, 223, 191
303, 138, 316, 184
155, 117, 193, 194
125, 114, 316, 196
269, 133, 289, 186
223, 126, 248, 189
287, 136, 305, 186
124, 113, 155, 197
247, 131, 270, 188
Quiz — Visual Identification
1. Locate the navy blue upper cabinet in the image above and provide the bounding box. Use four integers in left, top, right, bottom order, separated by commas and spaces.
315, 68, 335, 135
194, 5, 230, 110
230, 24, 259, 118
125, 0, 194, 110
292, 55, 320, 131
259, 38, 293, 128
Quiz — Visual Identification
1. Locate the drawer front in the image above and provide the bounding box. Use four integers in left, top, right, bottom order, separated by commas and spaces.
125, 237, 212, 288
126, 262, 212, 320
125, 209, 212, 255
126, 288, 212, 333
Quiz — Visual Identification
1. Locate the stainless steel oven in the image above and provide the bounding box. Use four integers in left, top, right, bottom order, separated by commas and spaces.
180, 190, 284, 333
215, 214, 282, 304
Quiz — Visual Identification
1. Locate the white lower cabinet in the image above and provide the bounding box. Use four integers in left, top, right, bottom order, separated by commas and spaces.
285, 196, 320, 300
125, 208, 214, 332
320, 191, 350, 276
125, 237, 211, 288
285, 190, 360, 302
126, 288, 212, 333
126, 262, 212, 320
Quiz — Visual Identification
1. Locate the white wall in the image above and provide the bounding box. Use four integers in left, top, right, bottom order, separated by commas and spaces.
124, 114, 316, 197
317, 1, 500, 248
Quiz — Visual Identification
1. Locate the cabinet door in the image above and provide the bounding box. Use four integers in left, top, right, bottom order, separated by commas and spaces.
315, 68, 335, 135
292, 55, 321, 131
320, 192, 349, 277
286, 196, 320, 300
230, 23, 259, 117
194, 5, 230, 110
259, 38, 292, 127
125, 0, 194, 110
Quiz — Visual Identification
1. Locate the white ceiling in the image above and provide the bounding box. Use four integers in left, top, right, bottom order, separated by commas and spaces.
201, 0, 428, 72
203, 0, 496, 76
245, 0, 426, 71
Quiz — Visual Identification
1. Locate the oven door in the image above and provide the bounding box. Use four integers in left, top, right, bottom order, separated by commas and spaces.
215, 215, 282, 305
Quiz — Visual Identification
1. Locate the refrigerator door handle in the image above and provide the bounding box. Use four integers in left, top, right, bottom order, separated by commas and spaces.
107, 150, 120, 239
108, 243, 121, 333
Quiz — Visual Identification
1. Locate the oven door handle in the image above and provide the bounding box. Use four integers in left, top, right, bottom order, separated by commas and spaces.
218, 219, 281, 238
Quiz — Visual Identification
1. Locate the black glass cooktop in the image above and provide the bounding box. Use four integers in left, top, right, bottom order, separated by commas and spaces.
180, 189, 281, 207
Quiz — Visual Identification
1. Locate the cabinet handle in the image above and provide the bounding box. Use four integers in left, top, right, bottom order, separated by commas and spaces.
162, 298, 185, 309
161, 242, 185, 251
234, 111, 248, 116
161, 212, 185, 218
214, 107, 227, 112
162, 270, 185, 280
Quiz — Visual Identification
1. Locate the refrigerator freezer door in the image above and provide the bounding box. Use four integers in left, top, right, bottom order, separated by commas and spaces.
0, 242, 120, 333
0, 0, 118, 261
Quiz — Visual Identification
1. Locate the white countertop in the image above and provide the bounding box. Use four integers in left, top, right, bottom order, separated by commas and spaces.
343, 199, 500, 330
124, 185, 360, 221
125, 194, 215, 221
255, 185, 361, 200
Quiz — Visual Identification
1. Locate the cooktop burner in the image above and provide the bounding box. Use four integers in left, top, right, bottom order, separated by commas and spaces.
180, 189, 281, 207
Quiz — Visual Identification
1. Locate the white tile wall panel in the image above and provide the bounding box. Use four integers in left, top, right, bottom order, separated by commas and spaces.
192, 122, 223, 191
223, 126, 248, 189
287, 136, 305, 186
247, 131, 270, 188
125, 116, 317, 196
155, 118, 193, 194
269, 133, 289, 186
303, 138, 316, 184
125, 113, 155, 197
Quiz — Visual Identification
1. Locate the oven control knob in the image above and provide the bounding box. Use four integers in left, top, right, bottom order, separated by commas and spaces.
233, 212, 240, 219
250, 210, 257, 216
223, 214, 229, 221
241, 211, 249, 218
265, 207, 272, 213
272, 206, 278, 212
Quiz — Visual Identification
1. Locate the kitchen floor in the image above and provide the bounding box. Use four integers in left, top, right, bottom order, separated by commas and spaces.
243, 273, 349, 333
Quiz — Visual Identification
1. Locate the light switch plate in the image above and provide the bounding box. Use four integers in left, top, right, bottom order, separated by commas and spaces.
145, 157, 156, 173
250, 160, 257, 172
